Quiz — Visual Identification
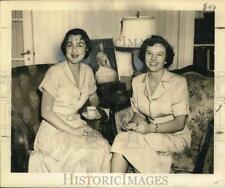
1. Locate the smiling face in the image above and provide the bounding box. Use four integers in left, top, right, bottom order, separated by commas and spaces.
65, 34, 86, 64
145, 43, 166, 72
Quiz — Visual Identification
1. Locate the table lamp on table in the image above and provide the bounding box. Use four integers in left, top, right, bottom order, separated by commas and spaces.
115, 12, 157, 90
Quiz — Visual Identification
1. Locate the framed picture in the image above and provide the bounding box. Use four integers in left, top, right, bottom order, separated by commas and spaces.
84, 38, 119, 84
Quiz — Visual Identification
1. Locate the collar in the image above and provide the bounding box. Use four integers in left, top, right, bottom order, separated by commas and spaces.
141, 69, 172, 83
143, 69, 172, 100
161, 69, 172, 82
62, 60, 85, 88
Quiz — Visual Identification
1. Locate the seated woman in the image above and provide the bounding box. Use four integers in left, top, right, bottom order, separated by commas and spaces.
110, 35, 191, 173
29, 29, 111, 173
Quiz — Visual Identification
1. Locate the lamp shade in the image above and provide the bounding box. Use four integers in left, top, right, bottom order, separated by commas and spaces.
115, 16, 156, 48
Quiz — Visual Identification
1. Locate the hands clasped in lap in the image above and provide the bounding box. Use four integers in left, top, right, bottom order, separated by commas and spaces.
122, 121, 152, 134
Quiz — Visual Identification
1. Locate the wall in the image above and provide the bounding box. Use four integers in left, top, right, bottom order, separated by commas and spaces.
12, 10, 195, 71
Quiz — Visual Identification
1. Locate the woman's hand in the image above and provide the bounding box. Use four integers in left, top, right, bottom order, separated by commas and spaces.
121, 122, 137, 131
133, 121, 151, 134
83, 126, 102, 137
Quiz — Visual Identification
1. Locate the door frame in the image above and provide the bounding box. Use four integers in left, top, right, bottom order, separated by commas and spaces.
22, 11, 34, 65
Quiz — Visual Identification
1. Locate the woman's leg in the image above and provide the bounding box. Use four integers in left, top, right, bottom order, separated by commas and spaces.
110, 152, 128, 173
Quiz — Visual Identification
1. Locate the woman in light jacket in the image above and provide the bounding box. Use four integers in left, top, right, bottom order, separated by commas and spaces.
29, 29, 111, 173
111, 35, 191, 173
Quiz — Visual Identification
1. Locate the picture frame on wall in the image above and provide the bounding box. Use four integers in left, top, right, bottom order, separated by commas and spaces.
84, 38, 119, 84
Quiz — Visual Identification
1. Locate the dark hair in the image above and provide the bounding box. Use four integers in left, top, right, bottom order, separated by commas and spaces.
61, 28, 91, 59
139, 35, 175, 68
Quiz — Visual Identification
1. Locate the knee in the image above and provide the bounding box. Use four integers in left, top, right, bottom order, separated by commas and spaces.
28, 151, 43, 172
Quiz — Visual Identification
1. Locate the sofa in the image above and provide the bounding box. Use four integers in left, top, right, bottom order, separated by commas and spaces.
11, 64, 50, 172
11, 64, 214, 173
115, 65, 214, 173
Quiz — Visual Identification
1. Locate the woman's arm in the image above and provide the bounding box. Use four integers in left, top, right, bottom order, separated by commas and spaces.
134, 115, 187, 134
41, 89, 85, 135
132, 112, 146, 123
88, 92, 99, 107
153, 115, 187, 133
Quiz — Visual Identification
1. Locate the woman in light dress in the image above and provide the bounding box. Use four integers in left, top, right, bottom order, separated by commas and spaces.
29, 29, 111, 173
111, 35, 191, 173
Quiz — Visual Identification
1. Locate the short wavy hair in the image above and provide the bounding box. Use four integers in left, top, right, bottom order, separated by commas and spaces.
61, 28, 91, 59
139, 35, 175, 68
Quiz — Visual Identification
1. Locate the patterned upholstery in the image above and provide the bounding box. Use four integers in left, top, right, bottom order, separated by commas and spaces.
115, 70, 214, 173
172, 72, 213, 173
11, 64, 52, 172
12, 65, 52, 150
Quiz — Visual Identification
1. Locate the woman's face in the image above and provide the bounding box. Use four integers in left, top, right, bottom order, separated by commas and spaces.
145, 43, 166, 72
65, 34, 86, 64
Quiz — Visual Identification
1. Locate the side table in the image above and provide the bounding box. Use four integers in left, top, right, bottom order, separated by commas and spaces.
99, 90, 131, 144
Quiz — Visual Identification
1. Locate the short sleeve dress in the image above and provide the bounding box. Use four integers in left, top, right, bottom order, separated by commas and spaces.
28, 61, 111, 173
111, 69, 191, 173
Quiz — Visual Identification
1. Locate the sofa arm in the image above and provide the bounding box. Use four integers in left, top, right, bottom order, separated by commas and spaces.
194, 120, 214, 173
11, 112, 30, 172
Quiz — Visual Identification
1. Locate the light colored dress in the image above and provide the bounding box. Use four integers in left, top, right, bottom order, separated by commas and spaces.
29, 61, 111, 173
111, 69, 191, 173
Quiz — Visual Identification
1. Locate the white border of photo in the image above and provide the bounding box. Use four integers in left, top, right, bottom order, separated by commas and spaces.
1, 0, 225, 187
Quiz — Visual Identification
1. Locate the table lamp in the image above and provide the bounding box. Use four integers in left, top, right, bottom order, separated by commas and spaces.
114, 13, 156, 89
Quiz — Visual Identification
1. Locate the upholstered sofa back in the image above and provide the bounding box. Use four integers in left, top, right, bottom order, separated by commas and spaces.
12, 64, 52, 146
11, 64, 52, 171
172, 71, 213, 173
